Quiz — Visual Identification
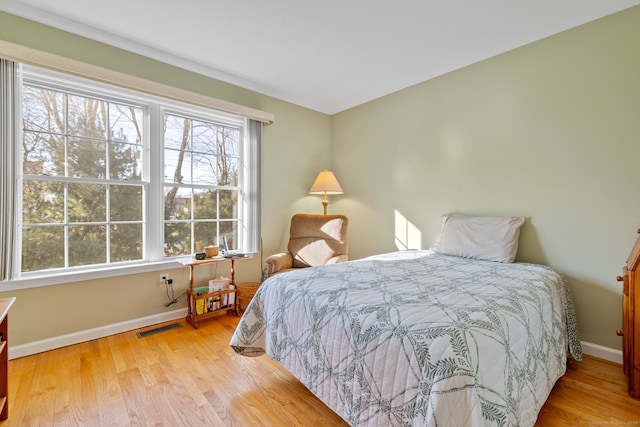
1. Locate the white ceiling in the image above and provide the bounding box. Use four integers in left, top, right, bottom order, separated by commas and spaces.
2, 0, 639, 114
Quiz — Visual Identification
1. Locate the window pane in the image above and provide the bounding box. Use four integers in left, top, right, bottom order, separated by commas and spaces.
193, 188, 216, 220
67, 94, 107, 139
109, 103, 143, 181
164, 222, 191, 257
220, 221, 238, 250
164, 148, 192, 184
221, 126, 240, 157
191, 120, 217, 155
21, 226, 65, 272
109, 104, 142, 145
68, 183, 106, 222
219, 155, 239, 186
110, 185, 142, 221
111, 223, 142, 262
68, 137, 106, 178
22, 180, 64, 224
192, 153, 217, 184
109, 142, 142, 181
217, 126, 240, 186
164, 186, 191, 221
23, 131, 65, 176
219, 190, 238, 219
69, 225, 106, 266
164, 114, 191, 150
194, 222, 217, 252
22, 86, 65, 134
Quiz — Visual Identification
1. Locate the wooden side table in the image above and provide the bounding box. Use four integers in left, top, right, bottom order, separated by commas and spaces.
178, 256, 246, 329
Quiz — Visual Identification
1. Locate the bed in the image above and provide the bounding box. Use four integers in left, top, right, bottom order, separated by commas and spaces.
230, 216, 582, 426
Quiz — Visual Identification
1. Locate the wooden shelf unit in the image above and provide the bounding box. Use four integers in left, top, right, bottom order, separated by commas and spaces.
0, 297, 16, 420
178, 256, 246, 329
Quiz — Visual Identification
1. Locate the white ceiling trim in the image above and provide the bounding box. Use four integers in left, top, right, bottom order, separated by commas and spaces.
0, 40, 275, 124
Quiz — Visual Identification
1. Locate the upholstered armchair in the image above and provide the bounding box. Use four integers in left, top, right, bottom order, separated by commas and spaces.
265, 213, 349, 278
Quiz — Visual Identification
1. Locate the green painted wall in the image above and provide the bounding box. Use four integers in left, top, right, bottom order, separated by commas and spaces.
0, 11, 332, 346
331, 6, 640, 350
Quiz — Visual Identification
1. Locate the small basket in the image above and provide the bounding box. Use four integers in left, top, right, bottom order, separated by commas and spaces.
204, 243, 219, 258
236, 282, 261, 312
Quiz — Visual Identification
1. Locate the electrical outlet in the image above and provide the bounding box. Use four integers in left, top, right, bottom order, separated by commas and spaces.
159, 273, 169, 287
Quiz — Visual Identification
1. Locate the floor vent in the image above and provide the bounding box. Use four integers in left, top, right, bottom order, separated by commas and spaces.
136, 322, 182, 338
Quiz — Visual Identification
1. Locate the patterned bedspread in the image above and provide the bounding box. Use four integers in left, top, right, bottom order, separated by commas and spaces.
230, 250, 582, 426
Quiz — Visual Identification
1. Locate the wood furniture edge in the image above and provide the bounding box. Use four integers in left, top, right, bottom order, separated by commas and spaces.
620, 229, 640, 399
0, 297, 16, 420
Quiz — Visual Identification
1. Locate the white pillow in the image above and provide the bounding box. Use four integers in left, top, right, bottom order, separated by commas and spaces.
431, 214, 525, 263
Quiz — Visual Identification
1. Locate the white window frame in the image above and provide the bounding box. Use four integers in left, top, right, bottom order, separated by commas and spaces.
0, 62, 263, 290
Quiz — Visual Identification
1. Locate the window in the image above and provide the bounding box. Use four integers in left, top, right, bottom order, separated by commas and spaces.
162, 112, 243, 257
0, 61, 262, 285
21, 83, 145, 271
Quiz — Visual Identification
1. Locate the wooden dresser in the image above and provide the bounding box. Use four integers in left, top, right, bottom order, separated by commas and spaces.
0, 297, 15, 420
617, 228, 640, 399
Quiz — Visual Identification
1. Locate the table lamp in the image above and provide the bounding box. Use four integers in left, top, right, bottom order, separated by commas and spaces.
309, 168, 343, 215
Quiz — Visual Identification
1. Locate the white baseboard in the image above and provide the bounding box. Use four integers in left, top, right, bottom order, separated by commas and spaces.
580, 341, 623, 364
9, 308, 188, 360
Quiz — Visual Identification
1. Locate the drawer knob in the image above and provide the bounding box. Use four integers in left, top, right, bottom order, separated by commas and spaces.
617, 330, 624, 336
617, 276, 624, 282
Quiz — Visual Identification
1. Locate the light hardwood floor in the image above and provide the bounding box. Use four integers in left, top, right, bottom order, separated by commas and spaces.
1, 314, 639, 426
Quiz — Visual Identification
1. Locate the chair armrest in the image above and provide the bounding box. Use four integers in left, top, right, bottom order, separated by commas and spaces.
325, 254, 349, 265
265, 252, 293, 277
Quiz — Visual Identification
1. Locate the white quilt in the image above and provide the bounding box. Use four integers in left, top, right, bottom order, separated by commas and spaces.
230, 250, 582, 426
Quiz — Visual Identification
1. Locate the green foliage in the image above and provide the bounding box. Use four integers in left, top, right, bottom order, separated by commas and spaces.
21, 226, 64, 272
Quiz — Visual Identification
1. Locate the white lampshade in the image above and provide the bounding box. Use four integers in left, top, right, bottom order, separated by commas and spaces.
309, 169, 344, 195
309, 169, 343, 214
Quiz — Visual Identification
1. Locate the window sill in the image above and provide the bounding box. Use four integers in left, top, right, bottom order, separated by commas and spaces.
0, 259, 184, 291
